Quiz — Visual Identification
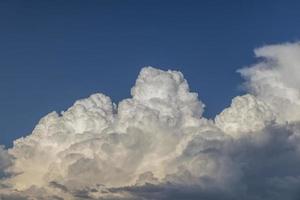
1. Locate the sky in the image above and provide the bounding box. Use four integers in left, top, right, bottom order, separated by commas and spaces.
2, 1, 300, 199
1, 0, 300, 147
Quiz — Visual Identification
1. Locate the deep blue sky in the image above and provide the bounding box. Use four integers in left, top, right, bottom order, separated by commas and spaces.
1, 0, 300, 147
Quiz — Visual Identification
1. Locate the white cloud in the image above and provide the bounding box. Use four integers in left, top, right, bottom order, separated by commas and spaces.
238, 42, 300, 122
1, 43, 300, 199
215, 94, 275, 137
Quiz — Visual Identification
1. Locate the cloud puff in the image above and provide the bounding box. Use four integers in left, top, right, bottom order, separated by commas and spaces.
1, 43, 300, 199
239, 42, 300, 122
215, 94, 275, 137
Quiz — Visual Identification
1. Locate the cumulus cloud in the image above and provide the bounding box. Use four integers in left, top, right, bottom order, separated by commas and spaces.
238, 42, 300, 122
1, 42, 300, 199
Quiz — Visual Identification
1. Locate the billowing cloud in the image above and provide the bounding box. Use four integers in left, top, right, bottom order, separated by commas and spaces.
1, 42, 300, 199
238, 42, 300, 122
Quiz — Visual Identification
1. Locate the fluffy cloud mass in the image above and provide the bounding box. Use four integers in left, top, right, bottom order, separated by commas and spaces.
1, 42, 300, 200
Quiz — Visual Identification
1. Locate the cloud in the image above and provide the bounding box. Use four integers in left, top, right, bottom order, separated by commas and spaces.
238, 42, 300, 122
0, 145, 12, 178
215, 94, 275, 137
1, 43, 300, 199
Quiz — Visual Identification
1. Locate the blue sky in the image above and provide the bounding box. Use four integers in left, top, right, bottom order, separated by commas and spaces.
1, 0, 300, 147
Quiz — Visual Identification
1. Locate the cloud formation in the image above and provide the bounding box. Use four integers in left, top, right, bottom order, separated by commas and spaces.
1, 42, 300, 199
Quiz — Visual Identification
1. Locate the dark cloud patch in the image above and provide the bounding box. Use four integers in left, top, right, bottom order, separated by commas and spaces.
107, 183, 236, 200
100, 123, 300, 200
0, 193, 29, 200
49, 181, 69, 193
225, 123, 300, 200
0, 145, 12, 178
